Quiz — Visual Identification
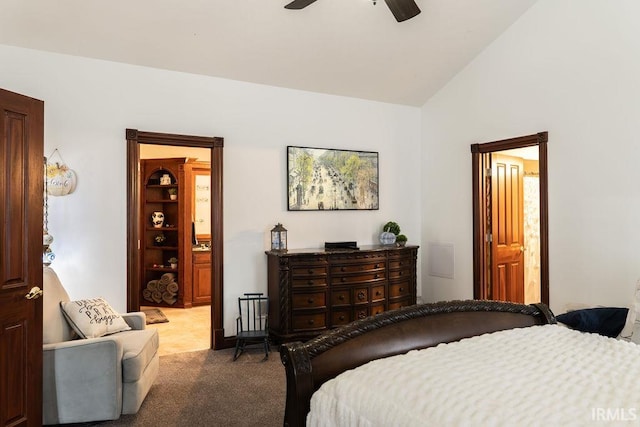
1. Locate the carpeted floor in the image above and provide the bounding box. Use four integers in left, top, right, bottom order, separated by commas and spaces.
99, 346, 285, 427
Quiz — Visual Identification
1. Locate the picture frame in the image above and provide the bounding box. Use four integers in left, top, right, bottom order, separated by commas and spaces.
287, 146, 379, 211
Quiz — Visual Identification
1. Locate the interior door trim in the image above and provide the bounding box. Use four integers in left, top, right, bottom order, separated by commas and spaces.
125, 129, 228, 350
470, 131, 549, 305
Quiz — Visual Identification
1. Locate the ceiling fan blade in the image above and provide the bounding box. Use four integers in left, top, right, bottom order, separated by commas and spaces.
285, 0, 319, 9
384, 0, 421, 22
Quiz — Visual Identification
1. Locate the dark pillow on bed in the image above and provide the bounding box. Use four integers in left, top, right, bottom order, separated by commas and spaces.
556, 307, 628, 338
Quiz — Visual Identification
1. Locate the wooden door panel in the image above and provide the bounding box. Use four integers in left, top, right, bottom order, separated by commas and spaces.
2, 112, 27, 284
495, 261, 524, 302
491, 154, 524, 303
193, 262, 212, 303
496, 264, 506, 300
2, 317, 27, 424
0, 88, 44, 427
494, 162, 507, 246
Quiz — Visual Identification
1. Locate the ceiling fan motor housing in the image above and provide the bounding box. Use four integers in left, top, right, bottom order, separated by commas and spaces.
284, 0, 421, 22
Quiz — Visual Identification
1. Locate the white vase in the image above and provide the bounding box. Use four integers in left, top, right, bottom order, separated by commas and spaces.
379, 232, 396, 245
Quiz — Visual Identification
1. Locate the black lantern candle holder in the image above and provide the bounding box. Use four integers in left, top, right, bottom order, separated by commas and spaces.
271, 223, 287, 252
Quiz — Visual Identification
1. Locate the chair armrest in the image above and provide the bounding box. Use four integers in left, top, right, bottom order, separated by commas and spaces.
43, 336, 123, 353
43, 337, 124, 424
122, 312, 146, 330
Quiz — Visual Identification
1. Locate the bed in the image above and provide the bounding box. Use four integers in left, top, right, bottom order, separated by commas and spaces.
279, 300, 640, 426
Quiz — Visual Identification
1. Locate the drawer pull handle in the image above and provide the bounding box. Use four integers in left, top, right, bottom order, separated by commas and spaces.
307, 298, 314, 304
399, 287, 404, 292
374, 264, 379, 268
308, 319, 315, 325
341, 267, 346, 272
376, 291, 381, 296
341, 277, 346, 282
357, 291, 366, 300
339, 315, 345, 321
308, 269, 314, 274
399, 262, 403, 266
339, 295, 345, 301
374, 274, 379, 279
399, 271, 403, 276
308, 280, 314, 285
358, 312, 366, 319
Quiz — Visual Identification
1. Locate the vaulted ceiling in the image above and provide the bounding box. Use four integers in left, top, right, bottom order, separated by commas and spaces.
0, 0, 537, 106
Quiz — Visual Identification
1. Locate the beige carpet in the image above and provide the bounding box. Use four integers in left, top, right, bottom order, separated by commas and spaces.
103, 347, 285, 427
142, 305, 211, 356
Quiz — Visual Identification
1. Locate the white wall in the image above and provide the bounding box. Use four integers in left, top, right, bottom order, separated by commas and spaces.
0, 45, 422, 334
421, 0, 640, 313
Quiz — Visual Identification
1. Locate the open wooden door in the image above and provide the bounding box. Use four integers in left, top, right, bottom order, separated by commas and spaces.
0, 88, 44, 426
471, 131, 549, 306
491, 154, 525, 303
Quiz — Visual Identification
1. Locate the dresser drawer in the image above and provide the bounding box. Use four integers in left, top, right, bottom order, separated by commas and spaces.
371, 302, 385, 316
289, 256, 328, 266
292, 292, 326, 309
332, 271, 385, 285
331, 289, 351, 306
292, 277, 327, 288
371, 285, 385, 302
332, 253, 386, 264
388, 268, 411, 280
331, 310, 351, 326
388, 299, 411, 311
389, 282, 410, 298
291, 266, 327, 278
292, 313, 326, 331
354, 287, 368, 304
354, 307, 369, 321
330, 260, 385, 274
389, 258, 411, 270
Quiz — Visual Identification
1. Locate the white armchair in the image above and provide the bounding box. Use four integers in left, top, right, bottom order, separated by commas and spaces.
42, 266, 159, 425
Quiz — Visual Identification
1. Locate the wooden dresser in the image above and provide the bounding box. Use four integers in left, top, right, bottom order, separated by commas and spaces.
266, 245, 418, 343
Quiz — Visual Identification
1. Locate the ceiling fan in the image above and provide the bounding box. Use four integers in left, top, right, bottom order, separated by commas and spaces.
285, 0, 421, 23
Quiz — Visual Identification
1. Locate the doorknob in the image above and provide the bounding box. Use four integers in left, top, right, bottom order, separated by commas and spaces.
25, 286, 43, 300
520, 246, 526, 253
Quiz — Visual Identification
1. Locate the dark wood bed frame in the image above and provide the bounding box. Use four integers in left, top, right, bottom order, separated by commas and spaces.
280, 300, 556, 426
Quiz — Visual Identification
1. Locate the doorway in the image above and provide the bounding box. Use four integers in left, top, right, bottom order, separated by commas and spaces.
471, 132, 549, 305
126, 129, 228, 350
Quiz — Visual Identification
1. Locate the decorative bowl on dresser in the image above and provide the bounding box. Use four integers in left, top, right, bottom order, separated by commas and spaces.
266, 245, 419, 343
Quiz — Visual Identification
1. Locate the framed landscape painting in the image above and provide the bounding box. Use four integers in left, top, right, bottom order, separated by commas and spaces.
287, 146, 379, 211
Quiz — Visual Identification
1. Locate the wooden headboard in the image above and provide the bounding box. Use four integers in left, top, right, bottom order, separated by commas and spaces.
280, 300, 556, 427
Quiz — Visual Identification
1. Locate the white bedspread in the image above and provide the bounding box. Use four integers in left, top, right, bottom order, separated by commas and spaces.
308, 325, 640, 426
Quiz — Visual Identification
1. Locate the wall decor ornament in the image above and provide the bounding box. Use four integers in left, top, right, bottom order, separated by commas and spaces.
151, 211, 165, 228
153, 233, 167, 246
46, 148, 77, 196
287, 146, 379, 211
160, 174, 172, 185
43, 157, 55, 265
